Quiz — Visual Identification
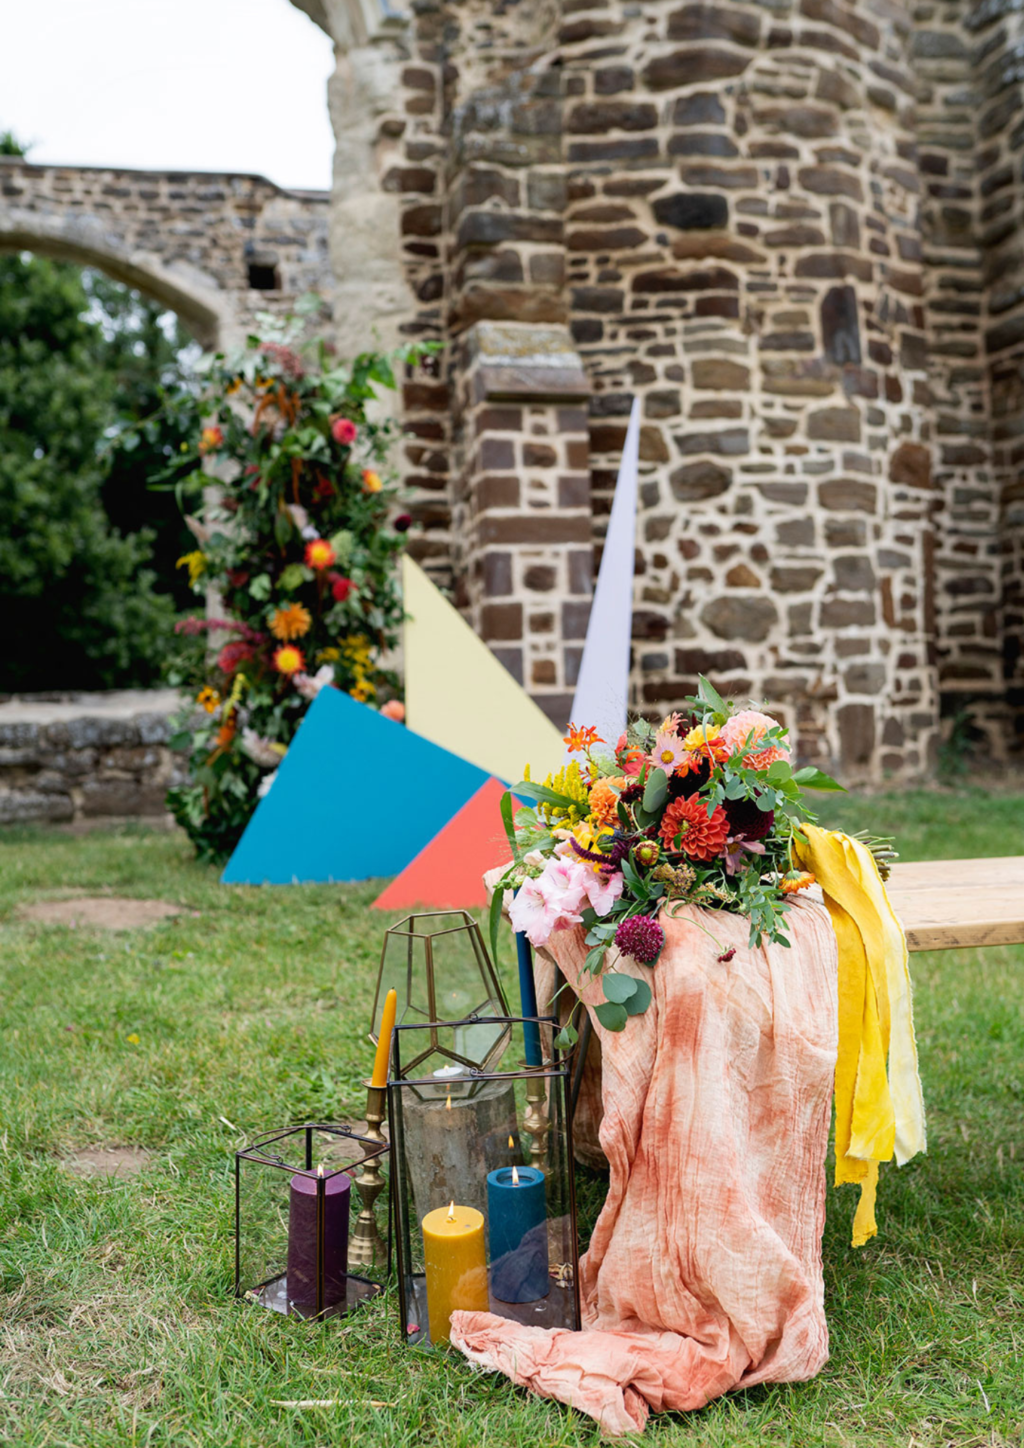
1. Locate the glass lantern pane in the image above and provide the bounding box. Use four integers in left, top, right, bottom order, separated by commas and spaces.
373, 911, 509, 1075
389, 1021, 580, 1348
236, 1126, 387, 1319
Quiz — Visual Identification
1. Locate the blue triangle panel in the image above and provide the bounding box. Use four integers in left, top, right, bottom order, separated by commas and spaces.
222, 687, 491, 885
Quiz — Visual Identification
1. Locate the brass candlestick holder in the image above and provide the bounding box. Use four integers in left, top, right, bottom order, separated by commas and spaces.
348, 1081, 388, 1268
524, 1070, 552, 1171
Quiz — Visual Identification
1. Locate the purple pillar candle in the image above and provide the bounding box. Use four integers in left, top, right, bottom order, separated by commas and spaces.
286, 1168, 351, 1315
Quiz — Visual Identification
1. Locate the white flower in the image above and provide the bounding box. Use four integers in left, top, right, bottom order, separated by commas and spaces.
257, 769, 278, 799
294, 664, 335, 701
241, 728, 286, 769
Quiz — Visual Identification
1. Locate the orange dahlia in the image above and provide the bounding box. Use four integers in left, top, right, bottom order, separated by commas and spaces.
216, 715, 237, 750
659, 793, 730, 861
305, 539, 336, 571
780, 870, 815, 894
681, 725, 730, 764
270, 602, 312, 640
273, 644, 306, 676
588, 776, 624, 829
362, 469, 384, 494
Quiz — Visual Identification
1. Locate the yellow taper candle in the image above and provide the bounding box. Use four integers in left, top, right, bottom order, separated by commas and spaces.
370, 988, 397, 1089
422, 1202, 489, 1342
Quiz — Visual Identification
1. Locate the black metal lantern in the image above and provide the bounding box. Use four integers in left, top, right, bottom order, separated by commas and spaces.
388, 1017, 581, 1348
370, 910, 510, 1077
235, 1123, 388, 1319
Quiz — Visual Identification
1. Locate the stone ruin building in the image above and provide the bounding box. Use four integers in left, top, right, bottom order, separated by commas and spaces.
3, 0, 1024, 822
297, 0, 1024, 782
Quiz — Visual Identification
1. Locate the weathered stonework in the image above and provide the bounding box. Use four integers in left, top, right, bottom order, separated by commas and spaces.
0, 159, 331, 346
0, 692, 184, 825
6, 3, 1024, 785
291, 0, 1024, 778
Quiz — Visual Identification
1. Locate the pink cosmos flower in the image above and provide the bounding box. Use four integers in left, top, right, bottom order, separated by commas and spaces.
647, 730, 690, 778
381, 699, 405, 722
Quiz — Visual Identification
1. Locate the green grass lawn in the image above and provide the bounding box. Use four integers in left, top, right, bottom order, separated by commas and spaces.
1, 787, 1023, 1447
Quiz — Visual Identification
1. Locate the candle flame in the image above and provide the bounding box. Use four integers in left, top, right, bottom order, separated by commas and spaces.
511, 1164, 520, 1186
508, 1135, 515, 1149
446, 1091, 452, 1111
316, 1163, 324, 1178
446, 1200, 456, 1221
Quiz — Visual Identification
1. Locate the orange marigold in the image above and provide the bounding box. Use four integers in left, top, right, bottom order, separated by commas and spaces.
273, 644, 306, 676
270, 602, 312, 640
780, 870, 816, 894
361, 469, 383, 494
588, 776, 624, 829
305, 539, 336, 571
563, 722, 603, 753
681, 725, 730, 763
659, 793, 730, 861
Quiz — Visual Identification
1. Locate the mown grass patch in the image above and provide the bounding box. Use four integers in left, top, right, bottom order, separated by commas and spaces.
1, 791, 1022, 1446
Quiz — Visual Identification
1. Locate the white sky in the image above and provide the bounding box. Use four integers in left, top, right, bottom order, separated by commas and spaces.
2, 0, 336, 192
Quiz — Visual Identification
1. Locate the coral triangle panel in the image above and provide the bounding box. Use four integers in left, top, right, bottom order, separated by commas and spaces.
371, 777, 515, 911
221, 686, 490, 885
402, 554, 565, 784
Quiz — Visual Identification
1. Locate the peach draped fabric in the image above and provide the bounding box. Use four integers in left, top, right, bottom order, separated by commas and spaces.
451, 896, 839, 1435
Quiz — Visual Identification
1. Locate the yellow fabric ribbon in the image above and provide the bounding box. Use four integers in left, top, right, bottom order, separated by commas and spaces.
792, 824, 927, 1246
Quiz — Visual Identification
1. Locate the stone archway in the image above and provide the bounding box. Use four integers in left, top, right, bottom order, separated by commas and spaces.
0, 158, 332, 347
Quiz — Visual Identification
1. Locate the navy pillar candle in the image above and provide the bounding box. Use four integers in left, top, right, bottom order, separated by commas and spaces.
286, 1169, 351, 1314
486, 1165, 550, 1303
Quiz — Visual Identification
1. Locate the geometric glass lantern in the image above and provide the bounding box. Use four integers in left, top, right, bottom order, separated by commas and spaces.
235, 1123, 388, 1319
370, 910, 510, 1078
388, 1015, 581, 1348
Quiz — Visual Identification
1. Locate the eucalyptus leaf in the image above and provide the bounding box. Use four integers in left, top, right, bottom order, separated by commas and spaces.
554, 1023, 579, 1050
602, 972, 639, 1005
642, 767, 669, 813
624, 978, 653, 1015
585, 944, 607, 975
594, 1000, 629, 1032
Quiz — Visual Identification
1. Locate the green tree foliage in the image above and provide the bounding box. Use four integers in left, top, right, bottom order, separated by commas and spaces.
0, 253, 186, 690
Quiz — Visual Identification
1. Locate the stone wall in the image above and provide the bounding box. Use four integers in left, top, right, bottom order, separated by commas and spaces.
0, 692, 183, 826
292, 0, 1024, 777
0, 160, 331, 346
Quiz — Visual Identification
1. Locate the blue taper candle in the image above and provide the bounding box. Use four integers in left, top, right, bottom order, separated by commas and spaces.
486, 1164, 550, 1303
514, 923, 543, 1068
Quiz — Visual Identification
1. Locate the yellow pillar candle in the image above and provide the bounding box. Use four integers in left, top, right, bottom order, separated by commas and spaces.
422, 1203, 489, 1342
370, 988, 397, 1089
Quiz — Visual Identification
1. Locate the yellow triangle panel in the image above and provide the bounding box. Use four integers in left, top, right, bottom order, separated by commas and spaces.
402, 555, 565, 784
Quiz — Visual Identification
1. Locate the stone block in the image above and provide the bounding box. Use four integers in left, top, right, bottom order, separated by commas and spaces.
700, 595, 778, 642
652, 192, 728, 233
821, 285, 861, 365
807, 407, 861, 442
691, 358, 750, 390
771, 566, 823, 592
81, 779, 167, 817
0, 789, 74, 823
666, 4, 761, 45
670, 460, 731, 500
837, 703, 876, 768
643, 48, 752, 91
889, 441, 931, 489
833, 554, 876, 592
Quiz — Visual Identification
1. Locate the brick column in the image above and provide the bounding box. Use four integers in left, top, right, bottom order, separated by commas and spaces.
453, 322, 592, 729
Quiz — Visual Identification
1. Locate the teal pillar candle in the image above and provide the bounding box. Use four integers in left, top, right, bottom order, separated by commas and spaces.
486, 1165, 550, 1304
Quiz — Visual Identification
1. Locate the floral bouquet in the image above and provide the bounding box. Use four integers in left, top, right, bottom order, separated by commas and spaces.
491, 677, 846, 1037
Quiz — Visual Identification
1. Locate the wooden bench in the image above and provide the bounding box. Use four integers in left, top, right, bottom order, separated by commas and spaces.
886, 856, 1024, 952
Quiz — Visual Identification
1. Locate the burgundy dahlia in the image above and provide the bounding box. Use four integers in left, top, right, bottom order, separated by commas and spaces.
722, 794, 775, 841
614, 914, 665, 965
